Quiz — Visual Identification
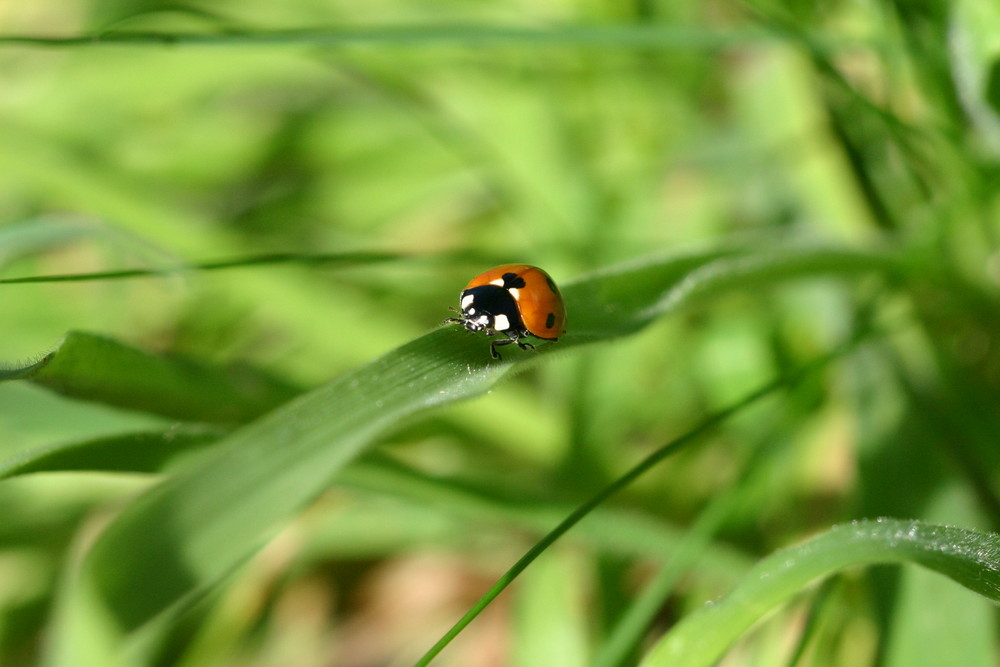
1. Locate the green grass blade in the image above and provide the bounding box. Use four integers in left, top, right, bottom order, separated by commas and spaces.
512, 548, 589, 667
46, 244, 897, 662
412, 330, 867, 667
0, 250, 400, 284
561, 244, 895, 339
339, 454, 753, 568
53, 327, 515, 664
0, 24, 864, 52
882, 484, 997, 667
0, 426, 225, 480
640, 519, 1000, 667
0, 331, 298, 423
593, 429, 784, 667
0, 217, 99, 265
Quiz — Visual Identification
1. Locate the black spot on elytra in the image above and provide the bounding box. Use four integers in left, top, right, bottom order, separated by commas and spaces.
546, 312, 556, 329
502, 273, 526, 289
544, 274, 559, 294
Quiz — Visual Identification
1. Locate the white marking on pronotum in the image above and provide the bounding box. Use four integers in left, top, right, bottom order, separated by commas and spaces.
508, 287, 521, 301
490, 278, 505, 286
493, 313, 510, 331
461, 294, 475, 309
476, 315, 490, 326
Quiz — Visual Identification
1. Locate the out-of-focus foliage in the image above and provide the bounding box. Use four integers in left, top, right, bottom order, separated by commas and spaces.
1, 0, 999, 665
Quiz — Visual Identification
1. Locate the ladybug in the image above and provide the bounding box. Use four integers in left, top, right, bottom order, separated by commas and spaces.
446, 264, 566, 360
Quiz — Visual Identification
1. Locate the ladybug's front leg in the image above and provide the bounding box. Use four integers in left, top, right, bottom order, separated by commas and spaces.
444, 307, 465, 327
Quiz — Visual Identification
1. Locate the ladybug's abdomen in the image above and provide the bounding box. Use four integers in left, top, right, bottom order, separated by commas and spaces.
461, 284, 526, 333
511, 275, 564, 340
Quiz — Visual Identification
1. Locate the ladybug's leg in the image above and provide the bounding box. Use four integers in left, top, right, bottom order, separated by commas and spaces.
503, 330, 535, 353
490, 337, 516, 360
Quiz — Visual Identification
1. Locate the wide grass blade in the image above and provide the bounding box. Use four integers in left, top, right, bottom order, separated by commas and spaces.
412, 328, 868, 667
43, 243, 896, 662
0, 217, 100, 265
0, 331, 298, 423
640, 519, 1000, 667
0, 426, 225, 480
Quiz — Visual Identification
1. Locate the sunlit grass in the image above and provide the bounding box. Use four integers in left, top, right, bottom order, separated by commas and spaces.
1, 1, 999, 666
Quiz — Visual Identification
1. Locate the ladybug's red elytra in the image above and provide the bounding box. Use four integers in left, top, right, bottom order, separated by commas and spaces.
446, 264, 567, 360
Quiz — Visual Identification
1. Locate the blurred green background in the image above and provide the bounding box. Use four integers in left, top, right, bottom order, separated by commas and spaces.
2, 1, 1000, 665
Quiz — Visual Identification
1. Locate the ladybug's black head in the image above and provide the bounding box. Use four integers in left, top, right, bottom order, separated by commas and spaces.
457, 284, 525, 335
